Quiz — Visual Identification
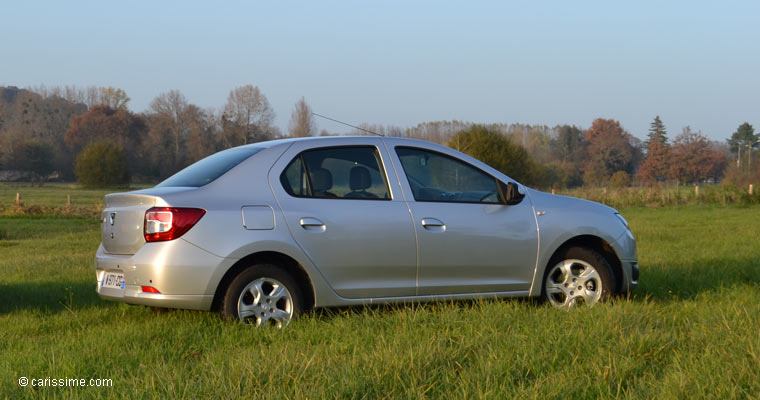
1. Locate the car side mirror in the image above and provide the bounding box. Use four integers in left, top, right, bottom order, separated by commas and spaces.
499, 181, 525, 205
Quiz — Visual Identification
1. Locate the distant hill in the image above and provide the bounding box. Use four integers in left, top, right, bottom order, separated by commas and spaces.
0, 86, 88, 180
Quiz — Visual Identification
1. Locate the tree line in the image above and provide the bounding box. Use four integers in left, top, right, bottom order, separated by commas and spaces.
0, 85, 756, 188
0, 85, 316, 183
351, 118, 751, 189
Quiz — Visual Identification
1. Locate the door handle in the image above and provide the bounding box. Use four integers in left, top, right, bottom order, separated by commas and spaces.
421, 218, 445, 231
299, 217, 326, 232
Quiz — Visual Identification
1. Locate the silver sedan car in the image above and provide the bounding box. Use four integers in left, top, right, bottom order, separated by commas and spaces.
96, 136, 638, 326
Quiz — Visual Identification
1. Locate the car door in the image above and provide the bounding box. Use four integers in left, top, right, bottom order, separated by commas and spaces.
389, 144, 539, 296
270, 138, 417, 299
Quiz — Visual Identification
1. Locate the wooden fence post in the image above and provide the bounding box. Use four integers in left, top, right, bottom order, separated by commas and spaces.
67, 194, 71, 206
750, 184, 754, 195
695, 185, 699, 197
15, 192, 20, 207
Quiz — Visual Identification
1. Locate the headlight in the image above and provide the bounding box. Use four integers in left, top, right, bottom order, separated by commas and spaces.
614, 213, 629, 230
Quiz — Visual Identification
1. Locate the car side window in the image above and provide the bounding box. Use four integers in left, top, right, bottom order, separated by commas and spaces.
280, 146, 391, 200
395, 147, 502, 204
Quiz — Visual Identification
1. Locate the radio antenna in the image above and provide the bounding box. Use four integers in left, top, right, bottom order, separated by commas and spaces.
312, 112, 383, 136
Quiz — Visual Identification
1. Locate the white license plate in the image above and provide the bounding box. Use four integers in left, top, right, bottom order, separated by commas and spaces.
101, 272, 125, 290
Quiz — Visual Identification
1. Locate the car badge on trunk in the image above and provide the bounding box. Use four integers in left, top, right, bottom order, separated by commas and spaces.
109, 212, 116, 226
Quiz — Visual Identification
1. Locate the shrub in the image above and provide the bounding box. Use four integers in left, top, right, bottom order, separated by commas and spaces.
75, 141, 130, 188
448, 125, 549, 187
609, 171, 630, 188
20, 140, 54, 180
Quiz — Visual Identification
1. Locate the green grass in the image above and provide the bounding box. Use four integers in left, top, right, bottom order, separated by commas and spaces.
0, 183, 149, 217
1, 206, 760, 399
0, 183, 111, 208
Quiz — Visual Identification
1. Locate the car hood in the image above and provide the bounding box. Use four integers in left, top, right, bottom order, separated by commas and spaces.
526, 188, 618, 215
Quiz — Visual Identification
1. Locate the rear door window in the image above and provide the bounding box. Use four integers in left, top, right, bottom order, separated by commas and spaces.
280, 146, 390, 200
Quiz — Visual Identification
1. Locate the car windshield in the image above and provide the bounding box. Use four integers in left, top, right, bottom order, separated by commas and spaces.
157, 146, 264, 187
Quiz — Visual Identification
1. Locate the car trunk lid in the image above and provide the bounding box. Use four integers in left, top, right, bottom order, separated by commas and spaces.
101, 193, 158, 255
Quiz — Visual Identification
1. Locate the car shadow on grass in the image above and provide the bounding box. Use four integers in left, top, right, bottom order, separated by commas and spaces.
0, 280, 115, 314
631, 255, 760, 302
306, 254, 760, 320
303, 297, 541, 323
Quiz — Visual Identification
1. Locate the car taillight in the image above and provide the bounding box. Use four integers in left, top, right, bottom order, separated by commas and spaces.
144, 207, 206, 242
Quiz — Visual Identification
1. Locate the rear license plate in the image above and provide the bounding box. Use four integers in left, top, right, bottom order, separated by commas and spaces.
101, 272, 125, 290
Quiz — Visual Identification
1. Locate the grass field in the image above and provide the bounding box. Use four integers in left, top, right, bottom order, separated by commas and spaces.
0, 183, 148, 217
1, 188, 760, 398
0, 183, 111, 208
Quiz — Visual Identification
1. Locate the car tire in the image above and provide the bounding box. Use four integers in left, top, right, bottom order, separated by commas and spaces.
221, 264, 302, 327
542, 247, 615, 309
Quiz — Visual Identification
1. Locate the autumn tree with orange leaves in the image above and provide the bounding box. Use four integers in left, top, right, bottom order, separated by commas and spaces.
637, 116, 671, 184
637, 139, 671, 183
669, 127, 727, 184
582, 118, 641, 185
64, 105, 148, 174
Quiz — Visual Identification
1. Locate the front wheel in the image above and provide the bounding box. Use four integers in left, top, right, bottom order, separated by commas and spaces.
543, 247, 614, 309
221, 264, 302, 327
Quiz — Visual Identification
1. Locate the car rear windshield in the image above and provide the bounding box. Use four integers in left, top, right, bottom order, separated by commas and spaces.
157, 146, 264, 187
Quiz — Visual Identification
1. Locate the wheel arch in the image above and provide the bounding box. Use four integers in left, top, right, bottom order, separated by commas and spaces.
210, 251, 316, 312
543, 235, 624, 294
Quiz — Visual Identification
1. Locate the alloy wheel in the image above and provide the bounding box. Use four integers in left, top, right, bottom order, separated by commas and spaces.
237, 277, 294, 327
545, 259, 603, 309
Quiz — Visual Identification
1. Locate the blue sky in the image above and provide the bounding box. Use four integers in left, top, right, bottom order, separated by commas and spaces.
2, 1, 758, 141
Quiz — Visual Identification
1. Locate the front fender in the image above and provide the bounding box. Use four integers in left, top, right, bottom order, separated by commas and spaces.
528, 190, 630, 296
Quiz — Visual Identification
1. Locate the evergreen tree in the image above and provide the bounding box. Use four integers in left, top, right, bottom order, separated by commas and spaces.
645, 115, 668, 147
639, 116, 670, 183
727, 122, 757, 154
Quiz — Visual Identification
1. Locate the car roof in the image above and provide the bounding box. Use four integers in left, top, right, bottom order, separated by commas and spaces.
231, 134, 522, 189
247, 136, 463, 164
251, 135, 446, 150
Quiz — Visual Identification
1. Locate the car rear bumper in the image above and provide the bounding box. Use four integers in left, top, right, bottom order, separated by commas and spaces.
97, 284, 213, 310
95, 239, 229, 311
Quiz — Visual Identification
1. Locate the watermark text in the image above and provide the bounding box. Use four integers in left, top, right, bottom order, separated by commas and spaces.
18, 376, 113, 388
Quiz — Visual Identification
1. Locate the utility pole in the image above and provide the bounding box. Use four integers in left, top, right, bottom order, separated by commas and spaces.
738, 145, 742, 167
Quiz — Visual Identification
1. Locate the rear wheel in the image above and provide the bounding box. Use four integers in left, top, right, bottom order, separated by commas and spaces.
543, 247, 614, 309
221, 264, 302, 327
